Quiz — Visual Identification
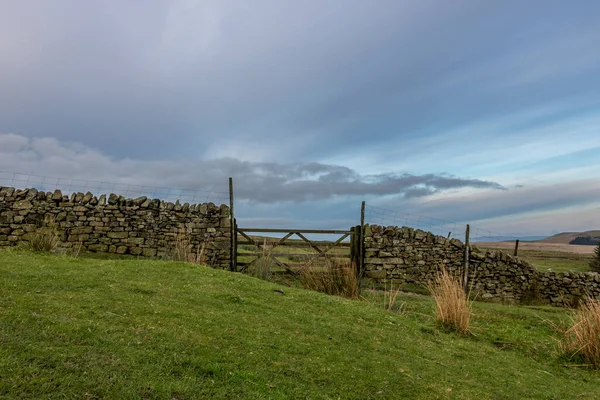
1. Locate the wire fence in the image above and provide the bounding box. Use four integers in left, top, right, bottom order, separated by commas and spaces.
0, 170, 529, 242
364, 204, 522, 243
0, 170, 230, 205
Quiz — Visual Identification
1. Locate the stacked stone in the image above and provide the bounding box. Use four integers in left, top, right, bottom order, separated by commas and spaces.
363, 224, 600, 306
364, 225, 465, 283
468, 250, 538, 302
537, 270, 600, 306
0, 186, 231, 269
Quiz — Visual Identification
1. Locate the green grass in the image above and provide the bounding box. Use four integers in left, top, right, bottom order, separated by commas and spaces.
1, 249, 600, 399
512, 249, 593, 273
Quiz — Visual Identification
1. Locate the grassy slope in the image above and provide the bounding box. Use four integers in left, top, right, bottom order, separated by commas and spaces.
1, 249, 599, 399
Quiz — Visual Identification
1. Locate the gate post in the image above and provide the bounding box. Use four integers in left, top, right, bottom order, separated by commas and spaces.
359, 201, 365, 277
350, 225, 361, 276
232, 218, 238, 271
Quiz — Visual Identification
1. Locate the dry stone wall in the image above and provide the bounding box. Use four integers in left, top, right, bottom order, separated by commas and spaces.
364, 224, 600, 306
537, 270, 600, 307
0, 186, 231, 269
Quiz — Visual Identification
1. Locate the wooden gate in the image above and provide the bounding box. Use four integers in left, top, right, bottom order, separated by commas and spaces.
234, 226, 362, 275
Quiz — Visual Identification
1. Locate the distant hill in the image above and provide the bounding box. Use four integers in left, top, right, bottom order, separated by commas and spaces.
471, 235, 547, 243
538, 230, 600, 245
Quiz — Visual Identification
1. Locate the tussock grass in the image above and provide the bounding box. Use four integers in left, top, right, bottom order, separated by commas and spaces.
561, 296, 600, 367
361, 281, 405, 314
24, 216, 60, 252
171, 228, 206, 264
70, 240, 83, 258
380, 280, 404, 313
427, 267, 472, 335
300, 259, 359, 299
247, 239, 273, 281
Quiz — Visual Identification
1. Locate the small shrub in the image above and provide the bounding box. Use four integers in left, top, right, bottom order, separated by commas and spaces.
589, 242, 600, 273
300, 259, 359, 299
561, 296, 600, 367
426, 267, 472, 335
25, 216, 60, 253
247, 239, 273, 281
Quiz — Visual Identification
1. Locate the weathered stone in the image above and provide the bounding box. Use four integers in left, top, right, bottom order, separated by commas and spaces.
25, 188, 38, 200
13, 200, 33, 210
107, 231, 129, 239
70, 226, 93, 235
0, 187, 16, 197
127, 237, 144, 245
87, 244, 108, 252
142, 248, 157, 257
52, 189, 63, 201
366, 270, 387, 279
133, 196, 147, 206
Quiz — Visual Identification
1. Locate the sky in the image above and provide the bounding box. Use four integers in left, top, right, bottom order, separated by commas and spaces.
1, 0, 600, 239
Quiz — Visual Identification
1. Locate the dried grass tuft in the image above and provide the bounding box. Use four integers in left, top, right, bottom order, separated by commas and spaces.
300, 258, 359, 299
426, 267, 472, 335
560, 296, 600, 367
171, 228, 207, 264
247, 239, 273, 281
25, 216, 60, 253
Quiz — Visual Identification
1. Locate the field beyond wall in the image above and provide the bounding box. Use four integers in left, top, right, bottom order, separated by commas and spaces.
1, 249, 600, 399
479, 241, 594, 273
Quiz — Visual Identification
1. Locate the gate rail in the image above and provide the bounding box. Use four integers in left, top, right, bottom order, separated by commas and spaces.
234, 226, 361, 275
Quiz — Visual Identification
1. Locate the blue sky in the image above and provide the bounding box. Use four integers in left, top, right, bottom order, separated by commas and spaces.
1, 0, 600, 238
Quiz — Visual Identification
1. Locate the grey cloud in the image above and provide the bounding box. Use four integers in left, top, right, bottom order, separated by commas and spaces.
378, 180, 600, 225
0, 133, 503, 204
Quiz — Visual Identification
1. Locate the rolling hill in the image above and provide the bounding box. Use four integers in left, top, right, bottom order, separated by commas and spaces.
538, 230, 600, 244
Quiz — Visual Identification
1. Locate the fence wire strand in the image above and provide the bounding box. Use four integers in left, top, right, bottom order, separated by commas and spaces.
364, 204, 521, 243
0, 170, 230, 205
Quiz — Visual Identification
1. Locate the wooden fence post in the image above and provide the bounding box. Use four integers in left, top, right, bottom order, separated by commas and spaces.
513, 240, 519, 257
229, 177, 235, 271
350, 226, 356, 269
360, 201, 365, 277
233, 218, 238, 272
463, 224, 470, 291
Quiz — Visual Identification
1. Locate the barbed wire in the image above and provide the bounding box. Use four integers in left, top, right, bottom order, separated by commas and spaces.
364, 204, 522, 243
0, 170, 230, 205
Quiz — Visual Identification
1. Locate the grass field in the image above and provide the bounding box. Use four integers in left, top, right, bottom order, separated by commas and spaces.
1, 248, 600, 399
513, 249, 593, 273
479, 242, 594, 273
